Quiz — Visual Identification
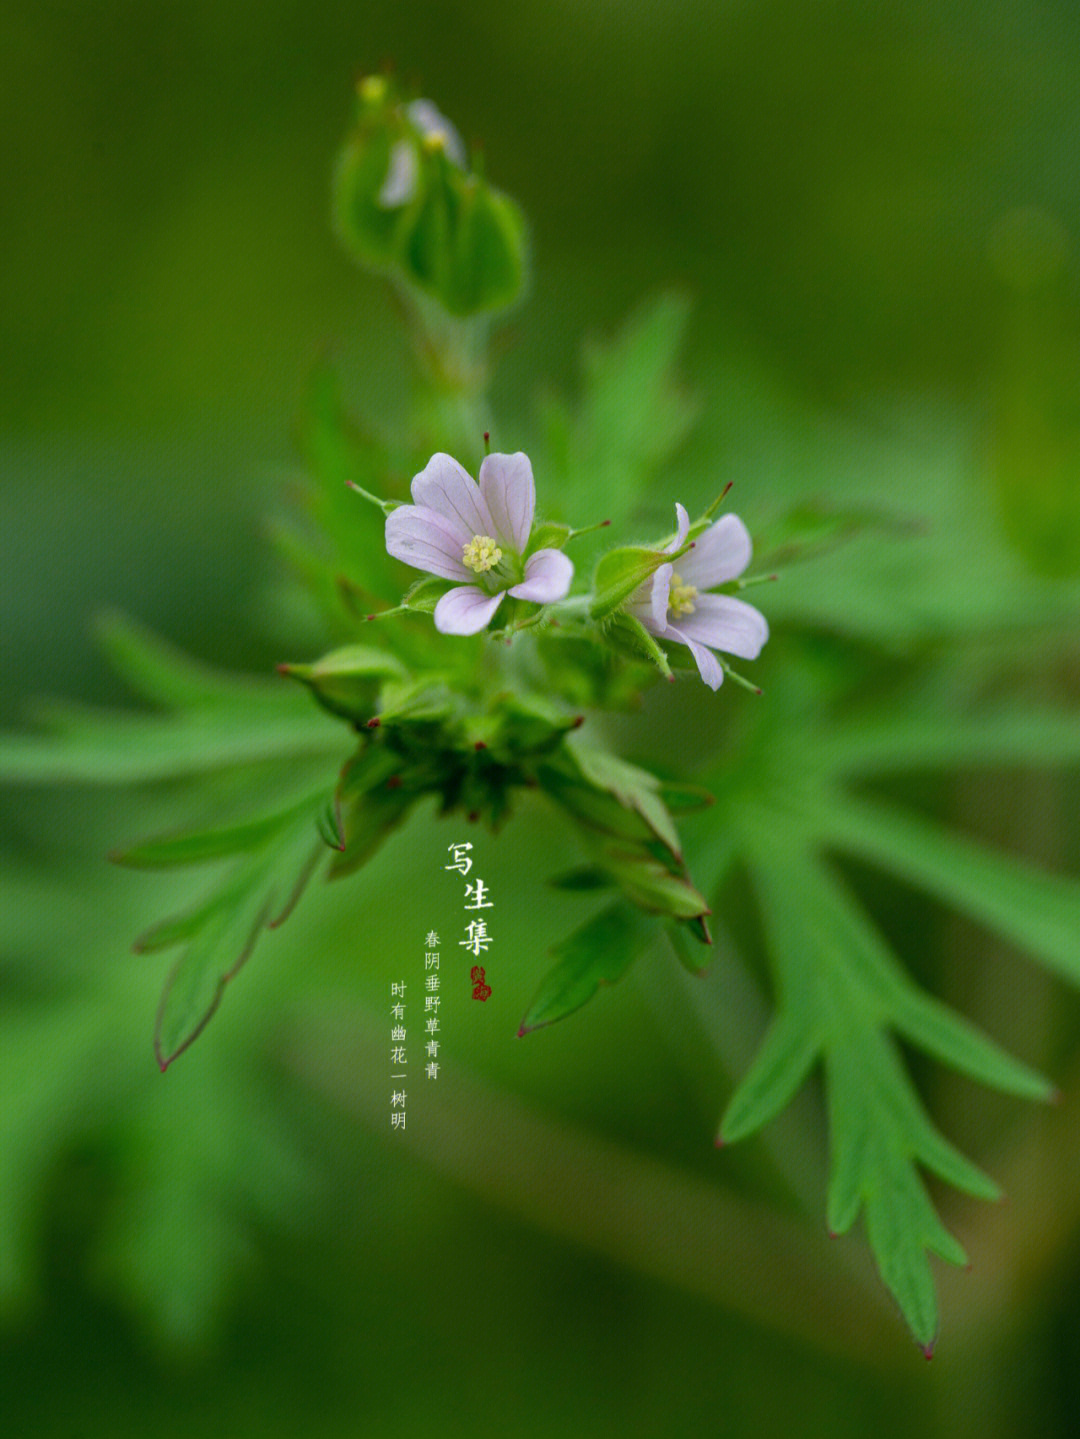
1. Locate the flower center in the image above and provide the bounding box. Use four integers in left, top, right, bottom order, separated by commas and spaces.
668, 572, 697, 618
463, 534, 503, 574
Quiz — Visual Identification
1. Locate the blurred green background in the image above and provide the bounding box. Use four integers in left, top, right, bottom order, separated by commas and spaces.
4, 1, 1080, 1434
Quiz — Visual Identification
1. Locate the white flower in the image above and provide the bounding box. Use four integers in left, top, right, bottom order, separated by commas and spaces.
377, 100, 466, 208
627, 504, 769, 690
385, 452, 574, 635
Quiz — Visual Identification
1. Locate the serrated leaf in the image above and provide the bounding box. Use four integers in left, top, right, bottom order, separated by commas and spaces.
890, 988, 1052, 1100
817, 791, 1080, 987
113, 809, 300, 869
720, 1012, 819, 1144
133, 891, 234, 955
93, 611, 266, 710
519, 902, 655, 1034
540, 293, 699, 532
0, 702, 347, 785
153, 804, 327, 1069
812, 702, 1080, 776
725, 837, 1010, 1345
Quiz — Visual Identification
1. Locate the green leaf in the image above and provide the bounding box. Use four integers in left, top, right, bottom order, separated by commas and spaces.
815, 702, 1080, 777
755, 500, 916, 569
719, 835, 1013, 1346
519, 902, 656, 1034
720, 1012, 819, 1145
599, 845, 711, 921
133, 892, 234, 955
113, 807, 305, 869
817, 791, 1080, 988
539, 293, 699, 533
153, 803, 327, 1070
93, 611, 266, 709
658, 781, 715, 813
0, 703, 347, 785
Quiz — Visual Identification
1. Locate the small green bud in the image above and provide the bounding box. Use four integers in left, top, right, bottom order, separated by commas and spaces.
333, 78, 528, 317
278, 645, 406, 722
589, 543, 688, 621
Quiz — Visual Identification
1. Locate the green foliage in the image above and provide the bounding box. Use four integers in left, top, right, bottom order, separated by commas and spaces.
5, 109, 1080, 1362
519, 901, 657, 1034
538, 293, 700, 531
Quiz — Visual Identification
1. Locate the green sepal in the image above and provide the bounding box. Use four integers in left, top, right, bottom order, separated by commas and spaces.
605, 611, 674, 679
328, 783, 414, 879
589, 545, 677, 620
664, 919, 712, 975
537, 758, 657, 845
597, 845, 711, 922
326, 741, 415, 878
401, 575, 455, 613
332, 123, 404, 268
334, 78, 527, 318
565, 743, 683, 858
278, 645, 406, 723
658, 781, 715, 813
526, 522, 572, 556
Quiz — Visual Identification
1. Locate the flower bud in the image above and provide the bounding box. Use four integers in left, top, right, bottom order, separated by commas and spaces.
334, 76, 528, 317
278, 645, 406, 723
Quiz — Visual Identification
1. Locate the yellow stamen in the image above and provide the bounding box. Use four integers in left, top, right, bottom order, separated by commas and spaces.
668, 572, 697, 617
463, 534, 502, 574
422, 130, 447, 155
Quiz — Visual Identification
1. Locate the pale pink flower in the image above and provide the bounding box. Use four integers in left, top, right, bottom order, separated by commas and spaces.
627, 505, 769, 690
385, 452, 573, 635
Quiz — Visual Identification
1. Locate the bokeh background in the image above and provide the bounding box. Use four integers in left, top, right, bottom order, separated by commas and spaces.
4, 1, 1080, 1434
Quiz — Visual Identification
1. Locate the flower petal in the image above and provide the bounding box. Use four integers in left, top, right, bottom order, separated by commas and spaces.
509, 548, 573, 603
673, 593, 769, 659
479, 452, 535, 552
433, 586, 505, 635
411, 454, 495, 541
662, 502, 690, 556
666, 626, 725, 691
378, 140, 418, 208
406, 99, 467, 167
386, 504, 474, 579
679, 513, 752, 588
649, 562, 674, 631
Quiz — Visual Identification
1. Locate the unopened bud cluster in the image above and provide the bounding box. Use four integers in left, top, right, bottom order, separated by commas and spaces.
334, 74, 528, 316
